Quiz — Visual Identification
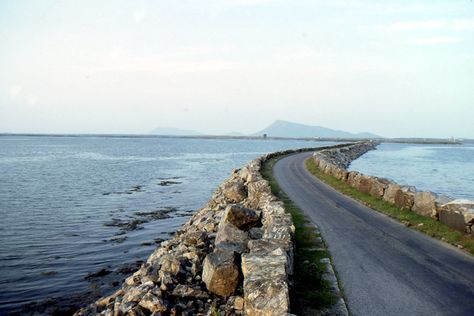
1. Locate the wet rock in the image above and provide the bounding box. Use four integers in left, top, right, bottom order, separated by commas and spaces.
159, 180, 181, 186
135, 209, 174, 220
130, 185, 143, 192
117, 261, 143, 275
85, 268, 112, 280
40, 270, 58, 276
202, 250, 239, 297
104, 218, 147, 232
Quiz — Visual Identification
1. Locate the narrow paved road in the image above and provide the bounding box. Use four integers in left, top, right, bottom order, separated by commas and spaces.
274, 152, 474, 316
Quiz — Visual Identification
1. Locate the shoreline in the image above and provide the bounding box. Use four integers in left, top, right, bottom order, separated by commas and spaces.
74, 147, 320, 315
0, 133, 464, 145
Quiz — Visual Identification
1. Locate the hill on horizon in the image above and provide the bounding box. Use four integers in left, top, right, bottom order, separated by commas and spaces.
253, 120, 380, 138
150, 120, 381, 138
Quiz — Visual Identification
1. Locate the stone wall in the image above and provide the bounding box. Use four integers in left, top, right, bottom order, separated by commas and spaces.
313, 142, 474, 235
75, 146, 334, 316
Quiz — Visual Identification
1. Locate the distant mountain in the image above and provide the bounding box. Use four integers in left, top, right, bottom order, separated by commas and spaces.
150, 127, 202, 136
253, 120, 380, 138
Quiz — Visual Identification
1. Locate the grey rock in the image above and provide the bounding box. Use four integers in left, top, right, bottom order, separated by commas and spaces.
215, 221, 249, 252
413, 191, 438, 218
383, 183, 401, 204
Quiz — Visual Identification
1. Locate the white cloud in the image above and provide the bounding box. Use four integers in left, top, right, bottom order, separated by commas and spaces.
109, 47, 124, 61
26, 95, 38, 106
382, 19, 474, 31
408, 37, 462, 45
9, 85, 22, 99
77, 57, 239, 75
386, 20, 446, 31
452, 19, 474, 31
132, 9, 147, 23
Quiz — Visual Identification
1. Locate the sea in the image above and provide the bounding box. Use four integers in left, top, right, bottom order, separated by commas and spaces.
349, 142, 474, 200
0, 136, 337, 315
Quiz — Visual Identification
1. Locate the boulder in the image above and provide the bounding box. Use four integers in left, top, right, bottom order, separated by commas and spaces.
334, 168, 349, 181
225, 205, 260, 231
215, 221, 249, 253
202, 250, 239, 297
368, 178, 390, 199
356, 175, 373, 195
346, 172, 362, 188
439, 199, 474, 233
383, 183, 401, 204
248, 239, 293, 275
223, 180, 247, 203
246, 180, 273, 209
394, 186, 416, 210
412, 191, 438, 218
242, 253, 289, 316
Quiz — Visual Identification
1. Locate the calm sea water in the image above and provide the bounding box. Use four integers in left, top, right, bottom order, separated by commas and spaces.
349, 143, 474, 200
0, 136, 337, 314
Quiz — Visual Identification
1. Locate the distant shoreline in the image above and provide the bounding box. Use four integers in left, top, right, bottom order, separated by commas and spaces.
0, 133, 466, 145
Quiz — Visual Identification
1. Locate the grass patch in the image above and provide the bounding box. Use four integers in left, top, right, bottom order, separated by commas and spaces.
261, 156, 339, 314
305, 157, 474, 256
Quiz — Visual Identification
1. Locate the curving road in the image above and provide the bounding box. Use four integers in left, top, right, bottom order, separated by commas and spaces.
273, 152, 474, 316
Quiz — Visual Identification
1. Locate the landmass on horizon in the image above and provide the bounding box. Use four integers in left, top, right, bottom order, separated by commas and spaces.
151, 120, 381, 139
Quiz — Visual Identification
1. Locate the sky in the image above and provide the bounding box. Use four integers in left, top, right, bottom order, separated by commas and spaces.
0, 0, 473, 138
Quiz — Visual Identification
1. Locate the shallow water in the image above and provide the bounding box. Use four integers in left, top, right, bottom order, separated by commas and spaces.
349, 143, 474, 200
0, 136, 337, 314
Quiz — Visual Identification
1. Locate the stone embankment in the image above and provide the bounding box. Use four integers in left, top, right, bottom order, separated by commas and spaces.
313, 142, 474, 235
76, 149, 308, 316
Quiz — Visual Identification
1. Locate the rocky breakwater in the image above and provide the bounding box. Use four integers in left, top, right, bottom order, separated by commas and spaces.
313, 142, 474, 235
75, 154, 295, 316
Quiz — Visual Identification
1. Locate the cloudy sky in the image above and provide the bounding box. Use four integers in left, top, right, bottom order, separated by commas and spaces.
1, 0, 473, 138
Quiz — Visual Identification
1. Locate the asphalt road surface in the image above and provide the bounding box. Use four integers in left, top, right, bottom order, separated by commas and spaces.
273, 152, 474, 316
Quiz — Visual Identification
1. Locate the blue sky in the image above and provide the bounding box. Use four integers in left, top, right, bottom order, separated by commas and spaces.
1, 0, 473, 138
